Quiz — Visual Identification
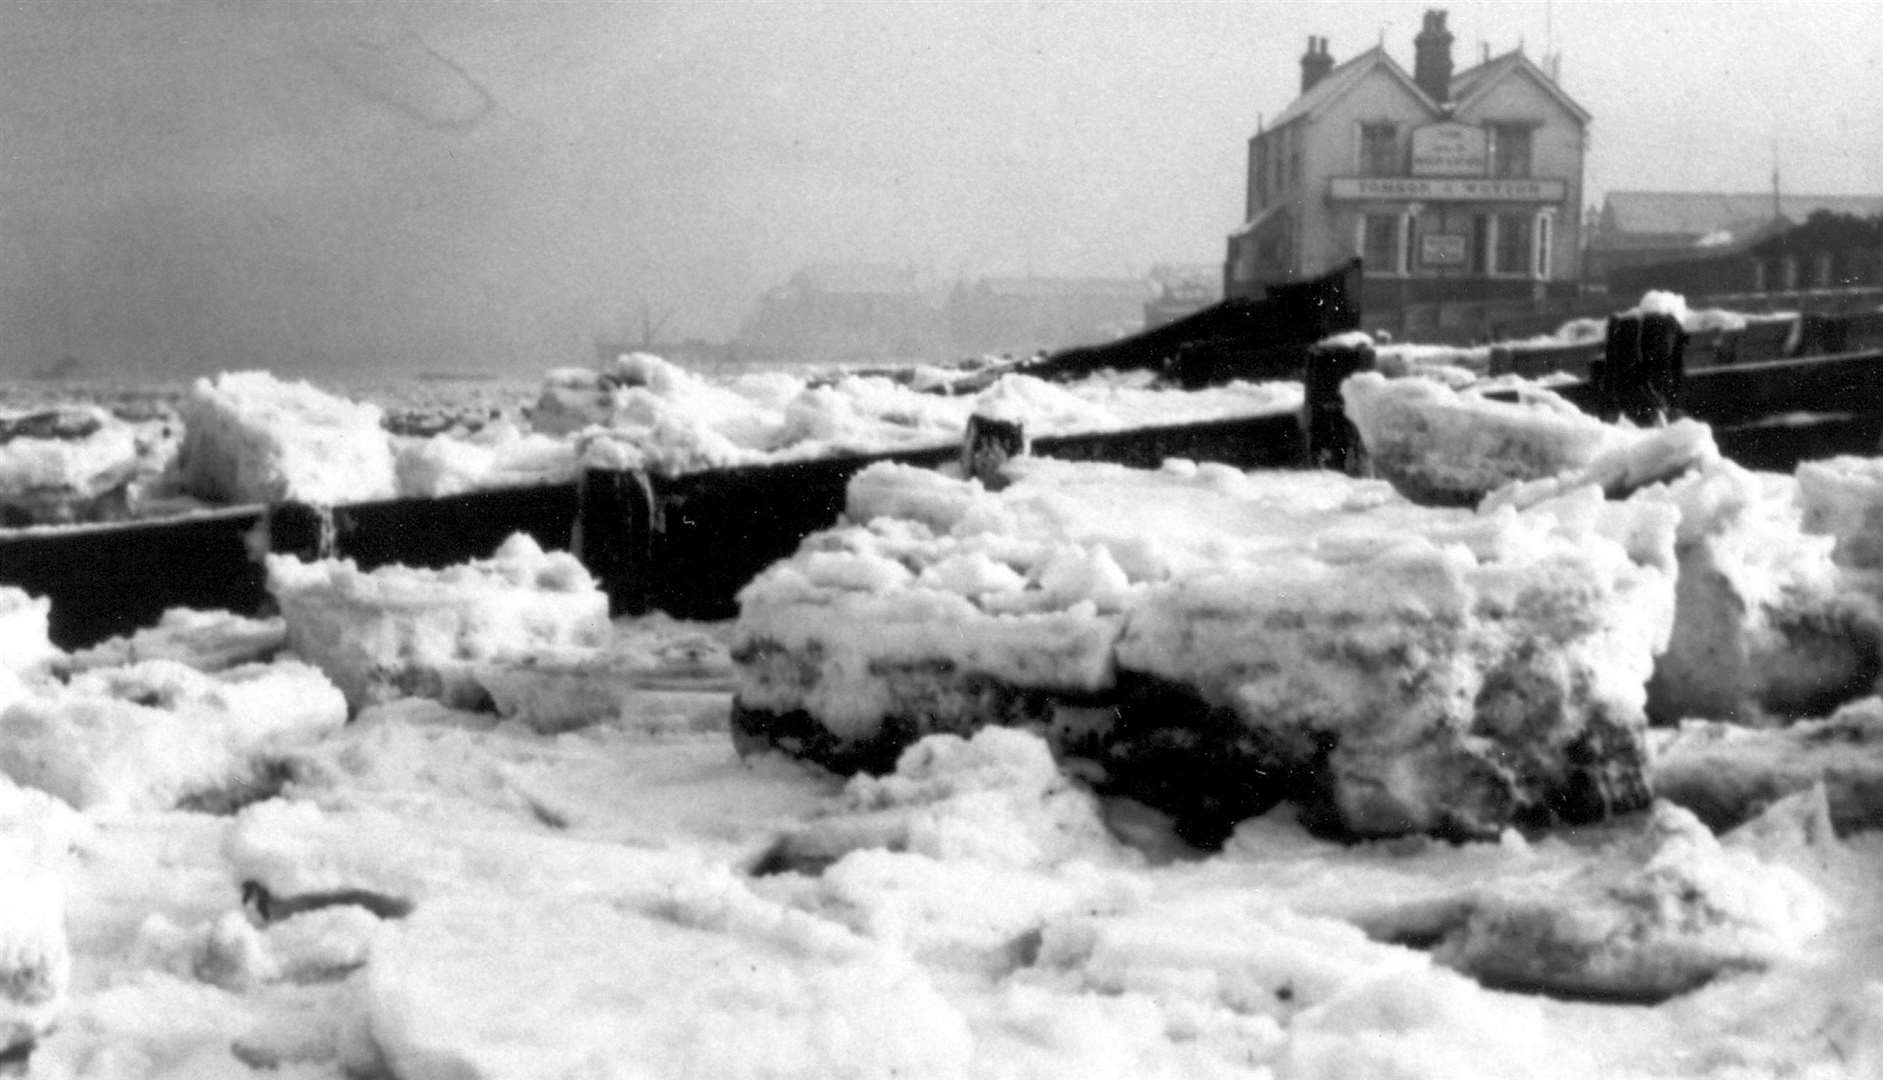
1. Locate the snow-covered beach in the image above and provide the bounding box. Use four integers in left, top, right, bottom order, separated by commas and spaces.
6, 336, 1883, 1078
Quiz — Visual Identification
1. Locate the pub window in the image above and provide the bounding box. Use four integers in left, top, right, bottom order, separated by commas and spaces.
1751, 257, 1767, 293
1470, 213, 1490, 274
1815, 251, 1835, 287
1359, 122, 1398, 177
1362, 213, 1400, 275
1495, 213, 1532, 275
1533, 214, 1554, 279
1490, 123, 1533, 179
1782, 255, 1799, 290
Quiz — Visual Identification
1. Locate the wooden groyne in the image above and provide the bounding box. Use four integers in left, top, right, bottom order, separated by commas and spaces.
6, 298, 1883, 649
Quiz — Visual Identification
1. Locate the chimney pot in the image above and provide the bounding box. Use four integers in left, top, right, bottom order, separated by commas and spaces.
1300, 35, 1334, 93
1413, 7, 1455, 104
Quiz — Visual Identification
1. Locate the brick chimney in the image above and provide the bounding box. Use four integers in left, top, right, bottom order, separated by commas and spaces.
1413, 10, 1454, 104
1300, 36, 1333, 93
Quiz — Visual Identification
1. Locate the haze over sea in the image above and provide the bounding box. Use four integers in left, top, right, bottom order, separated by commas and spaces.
0, 3, 1875, 386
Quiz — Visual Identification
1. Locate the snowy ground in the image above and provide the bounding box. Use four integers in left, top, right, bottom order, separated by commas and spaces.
6, 317, 1883, 1078
1, 606, 1879, 1080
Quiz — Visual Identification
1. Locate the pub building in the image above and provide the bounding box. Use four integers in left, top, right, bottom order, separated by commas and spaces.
1225, 10, 1589, 330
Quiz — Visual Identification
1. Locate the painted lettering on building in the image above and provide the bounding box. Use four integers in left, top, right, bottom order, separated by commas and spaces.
1410, 122, 1487, 177
1419, 234, 1469, 267
1328, 177, 1566, 202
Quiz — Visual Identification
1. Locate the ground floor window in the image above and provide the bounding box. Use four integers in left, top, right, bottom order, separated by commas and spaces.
1494, 213, 1532, 276
1361, 213, 1400, 275
1533, 213, 1554, 280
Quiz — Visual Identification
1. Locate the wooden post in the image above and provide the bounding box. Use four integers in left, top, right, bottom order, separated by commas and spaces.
1301, 338, 1375, 472
264, 501, 336, 562
962, 413, 1027, 489
575, 468, 656, 616
1638, 311, 1686, 420
1599, 313, 1685, 424
1596, 315, 1637, 423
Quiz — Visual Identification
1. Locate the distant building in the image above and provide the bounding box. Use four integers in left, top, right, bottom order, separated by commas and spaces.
736, 263, 944, 364
1143, 264, 1224, 330
1225, 10, 1588, 325
738, 266, 1170, 363
1589, 191, 1883, 281
1603, 208, 1883, 301
943, 276, 1151, 357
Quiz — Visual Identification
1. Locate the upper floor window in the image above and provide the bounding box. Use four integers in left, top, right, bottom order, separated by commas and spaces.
1359, 122, 1398, 177
1489, 123, 1533, 179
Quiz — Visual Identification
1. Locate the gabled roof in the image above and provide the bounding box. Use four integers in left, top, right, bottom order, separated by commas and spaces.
1265, 46, 1438, 130
1448, 49, 1591, 124
1602, 191, 1883, 239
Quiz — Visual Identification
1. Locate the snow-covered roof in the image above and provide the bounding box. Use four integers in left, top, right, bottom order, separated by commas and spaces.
1263, 43, 1588, 135
1448, 49, 1591, 124
1265, 46, 1437, 131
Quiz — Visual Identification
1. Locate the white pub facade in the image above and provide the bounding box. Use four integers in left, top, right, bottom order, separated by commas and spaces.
1226, 10, 1588, 317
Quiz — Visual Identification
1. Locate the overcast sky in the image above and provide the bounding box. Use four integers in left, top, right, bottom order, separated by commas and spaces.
1, 0, 1878, 380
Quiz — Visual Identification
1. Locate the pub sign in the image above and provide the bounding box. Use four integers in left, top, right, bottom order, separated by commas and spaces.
1411, 122, 1488, 177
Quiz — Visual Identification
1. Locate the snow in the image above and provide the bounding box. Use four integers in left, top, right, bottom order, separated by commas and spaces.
1429, 799, 1828, 1003
368, 884, 975, 1080
736, 457, 1681, 839
61, 608, 286, 675
1313, 330, 1373, 351
563, 353, 1299, 476
1796, 454, 1883, 568
391, 418, 577, 500
1480, 418, 1720, 511
0, 587, 59, 678
0, 659, 344, 813
1653, 698, 1883, 833
1644, 460, 1883, 725
0, 406, 142, 525
14, 354, 1883, 1076
0, 852, 68, 1053
771, 726, 1126, 872
0, 588, 1875, 1076
4, 356, 1288, 526
1341, 370, 1632, 505
266, 533, 611, 712
1618, 290, 1793, 335
178, 371, 397, 507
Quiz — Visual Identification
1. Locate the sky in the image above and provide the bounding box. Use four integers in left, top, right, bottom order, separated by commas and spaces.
0, 0, 1878, 381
